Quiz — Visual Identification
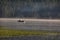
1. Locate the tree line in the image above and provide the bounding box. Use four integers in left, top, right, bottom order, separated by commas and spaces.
0, 0, 60, 19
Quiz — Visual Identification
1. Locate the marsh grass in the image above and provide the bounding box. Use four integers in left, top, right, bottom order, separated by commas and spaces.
0, 26, 60, 36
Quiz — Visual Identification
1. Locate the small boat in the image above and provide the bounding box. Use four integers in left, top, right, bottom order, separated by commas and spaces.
17, 20, 24, 22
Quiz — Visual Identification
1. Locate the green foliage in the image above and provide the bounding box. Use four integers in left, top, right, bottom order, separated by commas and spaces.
0, 29, 60, 36
0, 0, 60, 18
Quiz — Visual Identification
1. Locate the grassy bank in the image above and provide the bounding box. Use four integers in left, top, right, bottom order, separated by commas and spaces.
0, 26, 60, 36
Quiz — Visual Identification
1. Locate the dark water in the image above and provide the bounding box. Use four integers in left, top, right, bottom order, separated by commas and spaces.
0, 35, 60, 40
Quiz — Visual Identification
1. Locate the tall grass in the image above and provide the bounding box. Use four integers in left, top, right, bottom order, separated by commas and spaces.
0, 26, 60, 36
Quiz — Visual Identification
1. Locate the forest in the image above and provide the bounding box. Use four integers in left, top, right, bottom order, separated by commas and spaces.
0, 0, 60, 19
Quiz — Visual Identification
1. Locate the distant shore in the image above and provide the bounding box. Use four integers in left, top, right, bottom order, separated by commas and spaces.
0, 18, 60, 22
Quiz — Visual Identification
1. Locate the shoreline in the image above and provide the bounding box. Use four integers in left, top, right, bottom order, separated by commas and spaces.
0, 18, 60, 22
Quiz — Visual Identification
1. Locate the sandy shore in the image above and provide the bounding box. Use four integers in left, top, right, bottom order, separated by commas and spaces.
0, 18, 60, 22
